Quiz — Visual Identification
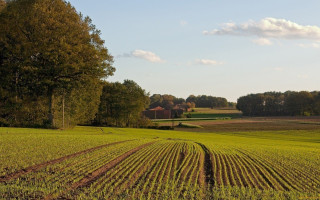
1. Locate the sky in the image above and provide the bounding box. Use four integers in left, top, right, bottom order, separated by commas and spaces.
67, 0, 320, 102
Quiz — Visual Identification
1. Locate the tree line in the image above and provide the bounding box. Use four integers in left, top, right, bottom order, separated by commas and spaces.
237, 91, 320, 116
149, 94, 193, 110
149, 94, 234, 110
186, 95, 231, 108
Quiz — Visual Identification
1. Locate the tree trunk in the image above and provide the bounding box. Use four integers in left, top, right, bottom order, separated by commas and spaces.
14, 71, 19, 123
62, 93, 65, 129
48, 88, 55, 127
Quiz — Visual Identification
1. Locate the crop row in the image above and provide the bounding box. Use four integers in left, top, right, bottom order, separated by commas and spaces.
237, 148, 320, 192
59, 141, 203, 199
1, 139, 318, 199
207, 146, 320, 193
0, 139, 152, 199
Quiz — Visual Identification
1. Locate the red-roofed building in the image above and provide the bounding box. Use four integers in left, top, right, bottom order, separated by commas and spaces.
142, 106, 184, 119
149, 106, 165, 111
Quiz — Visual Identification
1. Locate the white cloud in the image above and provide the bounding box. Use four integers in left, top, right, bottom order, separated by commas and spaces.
117, 50, 164, 63
132, 50, 164, 63
204, 18, 320, 40
252, 38, 273, 46
196, 59, 223, 66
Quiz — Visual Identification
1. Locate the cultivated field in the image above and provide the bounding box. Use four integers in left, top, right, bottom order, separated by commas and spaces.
158, 108, 320, 132
0, 124, 320, 199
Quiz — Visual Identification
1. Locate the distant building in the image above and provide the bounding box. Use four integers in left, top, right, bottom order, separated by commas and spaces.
142, 106, 171, 119
142, 106, 184, 119
173, 104, 191, 112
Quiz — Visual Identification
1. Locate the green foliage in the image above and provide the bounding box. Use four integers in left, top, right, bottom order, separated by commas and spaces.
177, 122, 203, 128
95, 80, 150, 127
53, 79, 104, 128
285, 91, 314, 116
149, 94, 177, 109
186, 95, 228, 108
0, 0, 114, 128
182, 108, 242, 119
237, 91, 320, 116
314, 92, 320, 115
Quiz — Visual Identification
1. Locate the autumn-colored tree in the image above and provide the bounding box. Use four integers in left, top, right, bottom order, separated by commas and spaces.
0, 0, 5, 12
0, 0, 114, 127
149, 94, 177, 109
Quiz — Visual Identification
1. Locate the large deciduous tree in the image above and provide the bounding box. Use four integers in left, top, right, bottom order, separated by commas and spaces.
0, 0, 114, 127
96, 80, 150, 127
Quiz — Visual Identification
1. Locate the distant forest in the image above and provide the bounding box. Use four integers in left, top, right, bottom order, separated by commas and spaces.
237, 91, 320, 116
149, 94, 235, 110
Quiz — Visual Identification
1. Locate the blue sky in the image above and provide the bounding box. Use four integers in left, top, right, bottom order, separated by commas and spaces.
68, 0, 320, 102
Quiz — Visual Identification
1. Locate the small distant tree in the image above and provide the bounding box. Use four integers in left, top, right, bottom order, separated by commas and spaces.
186, 95, 197, 104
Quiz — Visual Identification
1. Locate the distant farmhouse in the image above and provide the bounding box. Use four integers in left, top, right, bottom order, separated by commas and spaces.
142, 105, 186, 119
173, 104, 191, 112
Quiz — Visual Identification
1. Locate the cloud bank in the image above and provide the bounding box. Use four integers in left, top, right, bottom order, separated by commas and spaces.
203, 18, 320, 41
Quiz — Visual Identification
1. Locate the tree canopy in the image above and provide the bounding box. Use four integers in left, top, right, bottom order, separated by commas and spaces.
148, 94, 230, 110
0, 0, 114, 127
149, 94, 180, 110
186, 95, 228, 108
95, 80, 150, 127
237, 91, 320, 116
